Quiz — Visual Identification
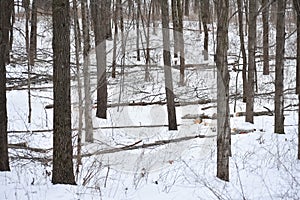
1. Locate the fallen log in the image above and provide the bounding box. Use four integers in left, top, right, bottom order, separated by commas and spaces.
235, 111, 273, 117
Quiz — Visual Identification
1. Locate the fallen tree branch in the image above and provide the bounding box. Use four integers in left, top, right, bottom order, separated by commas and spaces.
81, 134, 214, 157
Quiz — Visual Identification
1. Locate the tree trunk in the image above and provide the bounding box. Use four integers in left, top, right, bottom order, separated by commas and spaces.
161, 0, 178, 130
112, 1, 118, 79
177, 0, 185, 85
29, 0, 37, 66
0, 0, 13, 172
171, 0, 179, 58
81, 0, 93, 142
237, 0, 247, 102
73, 0, 83, 179
215, 0, 230, 182
136, 0, 141, 61
274, 0, 286, 134
293, 0, 300, 160
105, 0, 112, 40
91, 0, 108, 119
184, 0, 189, 16
201, 0, 209, 60
52, 0, 75, 184
144, 0, 151, 82
262, 0, 269, 75
246, 1, 257, 123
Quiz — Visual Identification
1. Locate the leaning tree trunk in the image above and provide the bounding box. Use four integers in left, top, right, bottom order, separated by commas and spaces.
52, 0, 76, 185
274, 0, 286, 134
293, 0, 300, 159
161, 0, 178, 130
0, 0, 13, 172
246, 0, 257, 123
215, 0, 230, 182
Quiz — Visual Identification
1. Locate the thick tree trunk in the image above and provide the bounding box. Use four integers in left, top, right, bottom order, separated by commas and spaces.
274, 0, 286, 134
184, 0, 189, 16
52, 0, 75, 184
262, 0, 269, 75
216, 0, 230, 182
81, 0, 93, 142
237, 0, 247, 102
246, 1, 257, 123
91, 0, 108, 119
161, 0, 178, 130
0, 0, 13, 172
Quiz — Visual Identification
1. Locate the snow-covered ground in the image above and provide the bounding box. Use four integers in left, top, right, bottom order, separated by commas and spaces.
0, 15, 299, 199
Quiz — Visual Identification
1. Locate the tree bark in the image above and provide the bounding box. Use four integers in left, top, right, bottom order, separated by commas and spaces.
171, 0, 179, 58
136, 0, 141, 61
237, 0, 247, 102
216, 0, 230, 182
246, 1, 257, 123
201, 0, 209, 59
184, 0, 189, 16
29, 0, 37, 66
112, 0, 119, 78
262, 0, 269, 75
161, 0, 178, 130
293, 0, 300, 160
81, 0, 93, 143
52, 0, 76, 184
177, 0, 185, 85
274, 0, 286, 134
91, 0, 108, 119
0, 0, 13, 172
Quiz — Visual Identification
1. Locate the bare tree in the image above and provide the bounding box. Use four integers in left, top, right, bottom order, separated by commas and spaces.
262, 0, 269, 75
274, 0, 286, 134
52, 0, 76, 184
136, 0, 141, 61
29, 0, 37, 66
112, 0, 119, 78
161, 0, 177, 130
201, 0, 209, 60
81, 0, 93, 142
172, 0, 185, 85
215, 0, 230, 182
246, 1, 257, 123
91, 0, 108, 119
237, 0, 247, 102
184, 0, 189, 16
0, 0, 13, 172
293, 0, 300, 160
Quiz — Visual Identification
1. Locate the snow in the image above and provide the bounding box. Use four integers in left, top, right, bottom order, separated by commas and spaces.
1, 13, 299, 200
